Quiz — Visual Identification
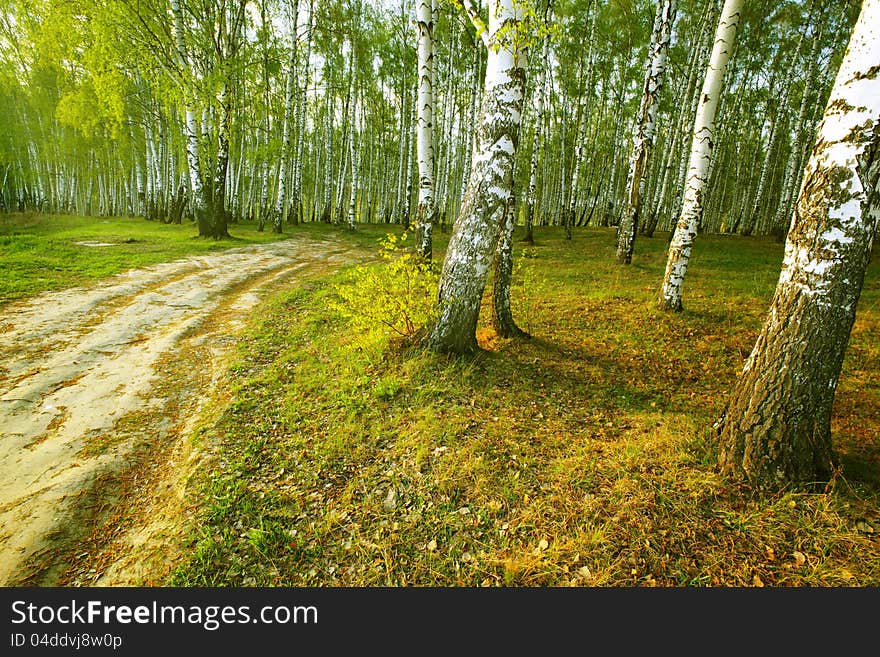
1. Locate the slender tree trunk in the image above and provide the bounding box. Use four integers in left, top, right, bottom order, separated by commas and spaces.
525, 35, 549, 245
617, 0, 676, 264
276, 0, 300, 233
717, 2, 880, 489
492, 192, 527, 337
774, 29, 822, 239
403, 83, 417, 228
292, 0, 313, 225
658, 0, 742, 311
170, 0, 208, 236
414, 0, 437, 259
322, 90, 334, 222
459, 41, 481, 227
346, 8, 360, 231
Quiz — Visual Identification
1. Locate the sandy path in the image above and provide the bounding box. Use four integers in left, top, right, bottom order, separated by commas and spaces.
0, 235, 363, 585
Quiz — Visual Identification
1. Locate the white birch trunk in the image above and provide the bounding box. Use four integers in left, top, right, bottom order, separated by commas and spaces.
321, 90, 334, 222
459, 42, 481, 217
427, 0, 528, 353
617, 0, 676, 264
774, 29, 822, 237
658, 0, 743, 311
525, 36, 549, 244
293, 0, 312, 225
170, 0, 207, 232
415, 0, 436, 258
346, 29, 359, 231
276, 0, 300, 232
718, 0, 880, 488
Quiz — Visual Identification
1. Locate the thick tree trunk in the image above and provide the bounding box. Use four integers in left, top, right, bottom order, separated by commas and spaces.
658, 0, 742, 311
617, 0, 676, 264
209, 85, 233, 239
717, 1, 880, 489
426, 0, 527, 354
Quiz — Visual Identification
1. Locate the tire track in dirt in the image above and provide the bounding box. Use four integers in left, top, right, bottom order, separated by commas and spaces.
0, 235, 367, 585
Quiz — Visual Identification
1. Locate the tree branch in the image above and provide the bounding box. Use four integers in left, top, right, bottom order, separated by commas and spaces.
460, 0, 489, 48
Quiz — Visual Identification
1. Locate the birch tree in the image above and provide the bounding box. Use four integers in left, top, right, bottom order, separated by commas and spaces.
658, 0, 742, 310
276, 0, 300, 233
773, 26, 822, 238
426, 0, 528, 353
716, 0, 880, 490
524, 23, 549, 245
415, 0, 436, 259
170, 0, 208, 234
292, 0, 313, 226
616, 0, 676, 265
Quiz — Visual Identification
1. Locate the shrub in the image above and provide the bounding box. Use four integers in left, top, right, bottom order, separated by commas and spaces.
331, 232, 440, 348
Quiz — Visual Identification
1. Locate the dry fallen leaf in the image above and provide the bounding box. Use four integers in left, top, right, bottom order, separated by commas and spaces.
856, 519, 875, 535
793, 551, 806, 565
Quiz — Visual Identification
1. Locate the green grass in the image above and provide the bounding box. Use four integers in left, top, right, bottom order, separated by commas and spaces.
0, 212, 303, 304
163, 225, 880, 587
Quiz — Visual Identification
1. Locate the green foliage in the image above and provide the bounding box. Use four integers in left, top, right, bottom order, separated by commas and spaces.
330, 232, 440, 349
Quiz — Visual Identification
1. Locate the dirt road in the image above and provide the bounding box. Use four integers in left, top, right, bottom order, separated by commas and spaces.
0, 235, 365, 585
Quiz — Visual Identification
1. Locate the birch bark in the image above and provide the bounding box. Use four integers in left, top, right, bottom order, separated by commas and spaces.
276, 0, 300, 233
426, 0, 527, 353
658, 0, 742, 311
415, 0, 437, 258
718, 0, 880, 488
617, 0, 676, 264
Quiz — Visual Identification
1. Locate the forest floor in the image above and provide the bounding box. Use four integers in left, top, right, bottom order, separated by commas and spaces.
0, 223, 371, 585
158, 223, 878, 588
1, 216, 878, 587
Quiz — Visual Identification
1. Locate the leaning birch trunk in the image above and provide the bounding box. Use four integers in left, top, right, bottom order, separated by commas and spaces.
717, 1, 880, 490
658, 0, 742, 311
617, 0, 676, 264
426, 0, 527, 354
414, 0, 436, 259
276, 0, 299, 233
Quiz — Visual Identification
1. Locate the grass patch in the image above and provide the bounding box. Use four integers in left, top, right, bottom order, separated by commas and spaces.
0, 212, 309, 304
69, 222, 876, 587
